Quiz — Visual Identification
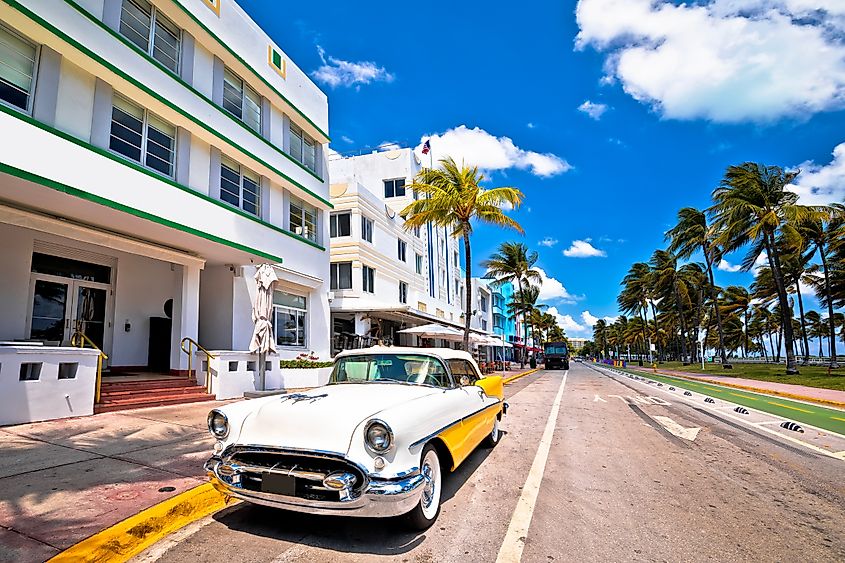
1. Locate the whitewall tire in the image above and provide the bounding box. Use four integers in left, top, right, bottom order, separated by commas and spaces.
483, 416, 501, 448
404, 444, 442, 529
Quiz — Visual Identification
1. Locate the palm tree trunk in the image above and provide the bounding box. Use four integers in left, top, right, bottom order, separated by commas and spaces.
764, 233, 798, 373
462, 234, 472, 351
650, 302, 662, 362
819, 245, 839, 368
743, 308, 750, 358
704, 249, 730, 367
673, 283, 689, 364
794, 280, 810, 365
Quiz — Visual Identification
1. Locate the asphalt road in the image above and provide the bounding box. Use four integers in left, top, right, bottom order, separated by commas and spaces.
134, 364, 845, 563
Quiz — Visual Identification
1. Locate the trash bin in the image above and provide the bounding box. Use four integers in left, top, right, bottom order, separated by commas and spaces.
530, 357, 537, 369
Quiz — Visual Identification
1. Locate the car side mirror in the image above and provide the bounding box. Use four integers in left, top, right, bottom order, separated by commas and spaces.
459, 375, 471, 387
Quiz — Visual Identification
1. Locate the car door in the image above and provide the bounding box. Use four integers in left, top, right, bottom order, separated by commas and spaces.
440, 359, 500, 465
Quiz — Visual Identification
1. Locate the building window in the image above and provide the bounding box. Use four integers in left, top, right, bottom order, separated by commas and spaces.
330, 212, 351, 237
0, 24, 37, 112
480, 295, 488, 312
454, 251, 459, 268
399, 281, 408, 304
362, 265, 375, 293
290, 123, 317, 173
361, 215, 373, 243
272, 290, 306, 347
494, 313, 505, 329
330, 262, 352, 290
415, 253, 423, 275
397, 239, 407, 262
119, 0, 181, 73
220, 156, 260, 215
482, 319, 488, 331
384, 178, 406, 198
290, 197, 318, 242
110, 96, 176, 176
414, 225, 421, 238
223, 67, 261, 133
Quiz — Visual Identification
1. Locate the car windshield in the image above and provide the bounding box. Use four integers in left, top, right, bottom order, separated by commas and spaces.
330, 354, 451, 388
545, 345, 567, 355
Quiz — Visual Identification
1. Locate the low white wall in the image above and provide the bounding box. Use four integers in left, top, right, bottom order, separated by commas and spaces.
0, 346, 99, 426
198, 350, 332, 400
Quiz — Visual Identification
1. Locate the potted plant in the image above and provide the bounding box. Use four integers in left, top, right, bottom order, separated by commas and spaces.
278, 352, 333, 389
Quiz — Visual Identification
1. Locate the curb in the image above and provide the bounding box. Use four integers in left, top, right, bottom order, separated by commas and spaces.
629, 367, 845, 410
504, 368, 540, 385
47, 482, 233, 563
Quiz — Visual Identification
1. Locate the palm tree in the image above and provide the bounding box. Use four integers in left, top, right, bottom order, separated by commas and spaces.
482, 241, 542, 365
402, 157, 524, 349
650, 250, 692, 363
666, 207, 731, 367
619, 262, 654, 363
800, 204, 844, 368
722, 286, 751, 357
710, 162, 823, 374
593, 319, 609, 359
508, 284, 544, 365
805, 310, 826, 358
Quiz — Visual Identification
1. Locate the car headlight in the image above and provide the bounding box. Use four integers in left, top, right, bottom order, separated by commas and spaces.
207, 410, 229, 439
364, 419, 393, 453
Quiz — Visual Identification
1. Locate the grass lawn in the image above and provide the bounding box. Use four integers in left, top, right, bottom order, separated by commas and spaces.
653, 361, 845, 392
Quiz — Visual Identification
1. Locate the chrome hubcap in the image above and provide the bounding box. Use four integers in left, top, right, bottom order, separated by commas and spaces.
421, 461, 436, 508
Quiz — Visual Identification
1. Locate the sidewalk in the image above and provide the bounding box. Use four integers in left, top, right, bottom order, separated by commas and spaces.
0, 399, 231, 562
644, 368, 845, 408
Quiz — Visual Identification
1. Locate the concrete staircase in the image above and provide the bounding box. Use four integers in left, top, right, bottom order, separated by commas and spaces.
95, 377, 216, 413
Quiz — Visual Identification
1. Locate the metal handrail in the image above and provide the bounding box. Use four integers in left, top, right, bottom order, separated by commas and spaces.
181, 337, 217, 394
70, 331, 108, 403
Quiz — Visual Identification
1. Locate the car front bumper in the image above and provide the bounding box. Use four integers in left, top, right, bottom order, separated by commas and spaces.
204, 456, 425, 518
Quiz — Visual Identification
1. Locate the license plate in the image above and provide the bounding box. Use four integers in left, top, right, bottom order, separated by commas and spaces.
261, 472, 296, 495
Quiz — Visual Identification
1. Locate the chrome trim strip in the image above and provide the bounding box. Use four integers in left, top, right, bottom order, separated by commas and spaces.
409, 400, 502, 449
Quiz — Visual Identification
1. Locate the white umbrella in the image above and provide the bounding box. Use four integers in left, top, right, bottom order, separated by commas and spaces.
249, 264, 278, 390
398, 323, 464, 342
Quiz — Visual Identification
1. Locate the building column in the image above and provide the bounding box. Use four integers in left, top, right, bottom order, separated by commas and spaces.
171, 263, 201, 373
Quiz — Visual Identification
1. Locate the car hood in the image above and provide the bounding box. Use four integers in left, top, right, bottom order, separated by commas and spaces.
234, 383, 442, 454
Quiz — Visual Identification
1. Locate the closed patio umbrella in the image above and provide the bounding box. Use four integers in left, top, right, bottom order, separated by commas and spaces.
398, 323, 464, 342
249, 264, 278, 390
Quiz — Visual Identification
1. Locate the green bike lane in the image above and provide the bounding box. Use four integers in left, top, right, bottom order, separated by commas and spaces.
609, 365, 845, 436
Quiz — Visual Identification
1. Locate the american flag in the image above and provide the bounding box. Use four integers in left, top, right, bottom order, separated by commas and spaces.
421, 139, 431, 155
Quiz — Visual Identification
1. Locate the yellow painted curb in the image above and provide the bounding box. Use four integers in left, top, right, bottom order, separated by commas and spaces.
641, 368, 845, 410
504, 368, 540, 385
48, 482, 233, 563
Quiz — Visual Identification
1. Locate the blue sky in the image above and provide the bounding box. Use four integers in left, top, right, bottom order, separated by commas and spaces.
240, 0, 845, 338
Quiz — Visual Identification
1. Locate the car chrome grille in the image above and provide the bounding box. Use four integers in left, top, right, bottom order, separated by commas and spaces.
222, 447, 367, 502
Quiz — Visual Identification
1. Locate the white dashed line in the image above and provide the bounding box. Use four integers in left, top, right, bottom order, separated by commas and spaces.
495, 371, 568, 563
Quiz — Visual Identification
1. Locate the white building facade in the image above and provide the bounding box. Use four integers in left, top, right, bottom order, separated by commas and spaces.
328, 148, 492, 353
0, 0, 332, 423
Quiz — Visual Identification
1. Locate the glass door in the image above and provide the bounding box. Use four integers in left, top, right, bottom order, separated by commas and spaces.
29, 278, 70, 343
73, 285, 108, 350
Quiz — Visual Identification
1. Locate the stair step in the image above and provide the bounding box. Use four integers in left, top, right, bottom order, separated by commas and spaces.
100, 378, 197, 391
98, 390, 213, 406
100, 386, 208, 398
94, 394, 215, 413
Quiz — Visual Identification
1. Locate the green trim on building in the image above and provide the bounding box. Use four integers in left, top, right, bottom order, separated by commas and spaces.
4, 0, 333, 210
163, 0, 331, 143
62, 0, 326, 185
0, 101, 325, 252
0, 161, 286, 263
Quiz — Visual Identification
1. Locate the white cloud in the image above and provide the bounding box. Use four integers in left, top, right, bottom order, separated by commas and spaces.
311, 46, 395, 89
536, 268, 583, 305
789, 142, 845, 205
578, 100, 609, 120
581, 310, 617, 327
563, 239, 607, 258
526, 122, 536, 129
538, 237, 559, 247
414, 126, 571, 178
575, 0, 845, 122
547, 307, 587, 334
378, 141, 402, 151
717, 259, 742, 272
341, 135, 354, 144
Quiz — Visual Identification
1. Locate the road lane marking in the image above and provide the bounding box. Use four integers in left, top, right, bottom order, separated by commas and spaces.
594, 394, 607, 402
496, 372, 568, 563
832, 416, 845, 422
768, 402, 812, 413
652, 416, 701, 441
731, 392, 757, 400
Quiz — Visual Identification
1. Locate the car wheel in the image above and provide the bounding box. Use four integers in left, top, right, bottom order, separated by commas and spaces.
563, 362, 570, 370
483, 415, 501, 448
404, 444, 442, 530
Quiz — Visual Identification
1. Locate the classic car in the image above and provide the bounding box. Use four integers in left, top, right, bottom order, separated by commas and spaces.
204, 347, 507, 529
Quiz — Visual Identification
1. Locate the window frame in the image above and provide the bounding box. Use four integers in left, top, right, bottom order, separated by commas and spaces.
330, 211, 351, 238
362, 265, 375, 293
222, 66, 262, 133
219, 155, 261, 216
289, 122, 318, 173
397, 239, 407, 262
109, 94, 177, 178
361, 215, 374, 243
383, 178, 406, 198
289, 196, 319, 243
272, 289, 307, 348
119, 0, 182, 74
415, 253, 423, 275
399, 281, 408, 304
0, 23, 40, 114
330, 261, 353, 291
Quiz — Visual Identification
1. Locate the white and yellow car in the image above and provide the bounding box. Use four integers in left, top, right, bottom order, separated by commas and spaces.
204, 347, 506, 529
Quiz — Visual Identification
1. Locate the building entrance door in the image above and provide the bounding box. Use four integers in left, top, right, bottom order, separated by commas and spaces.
27, 252, 113, 359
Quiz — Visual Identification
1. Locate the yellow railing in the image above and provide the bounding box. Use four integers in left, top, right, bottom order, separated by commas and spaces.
181, 337, 216, 394
71, 331, 108, 403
